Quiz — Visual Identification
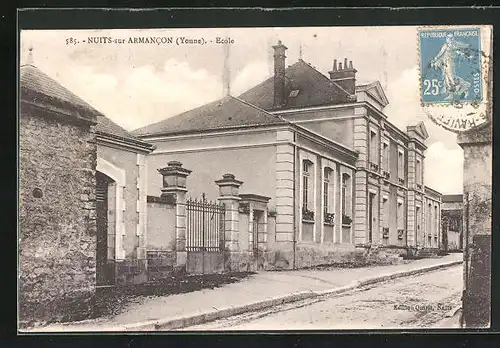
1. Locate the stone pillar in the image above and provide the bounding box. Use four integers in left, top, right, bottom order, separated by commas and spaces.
275, 131, 295, 245
353, 107, 368, 245
457, 123, 492, 328
406, 142, 417, 248
248, 205, 254, 252
158, 161, 192, 271
215, 173, 243, 252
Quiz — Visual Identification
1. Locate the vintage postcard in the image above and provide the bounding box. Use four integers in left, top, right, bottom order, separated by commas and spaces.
18, 22, 493, 332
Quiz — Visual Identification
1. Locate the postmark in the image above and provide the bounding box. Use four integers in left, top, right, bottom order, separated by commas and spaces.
418, 26, 492, 133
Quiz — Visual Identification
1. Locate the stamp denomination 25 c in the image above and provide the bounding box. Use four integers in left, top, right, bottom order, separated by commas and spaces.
418, 26, 491, 133
420, 28, 482, 104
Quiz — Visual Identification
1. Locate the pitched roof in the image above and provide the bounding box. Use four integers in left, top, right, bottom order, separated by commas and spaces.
96, 114, 139, 140
238, 59, 352, 111
20, 64, 152, 148
442, 194, 464, 203
21, 64, 103, 117
132, 95, 288, 137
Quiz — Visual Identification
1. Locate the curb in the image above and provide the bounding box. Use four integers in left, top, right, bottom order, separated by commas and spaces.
123, 259, 463, 331
26, 259, 462, 332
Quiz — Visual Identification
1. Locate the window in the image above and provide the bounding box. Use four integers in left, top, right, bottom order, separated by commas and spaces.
398, 150, 405, 179
435, 205, 438, 236
397, 200, 404, 229
382, 197, 389, 227
416, 158, 422, 185
428, 203, 432, 237
341, 173, 350, 216
323, 167, 334, 216
370, 130, 378, 164
289, 89, 300, 97
302, 160, 312, 211
382, 142, 390, 171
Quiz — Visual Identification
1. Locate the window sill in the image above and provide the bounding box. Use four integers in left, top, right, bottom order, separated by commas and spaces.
323, 222, 335, 227
342, 224, 352, 228
302, 219, 315, 224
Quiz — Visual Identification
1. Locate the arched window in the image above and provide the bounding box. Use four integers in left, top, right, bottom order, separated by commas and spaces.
302, 160, 313, 214
435, 205, 438, 236
323, 167, 334, 221
428, 203, 432, 239
341, 173, 350, 216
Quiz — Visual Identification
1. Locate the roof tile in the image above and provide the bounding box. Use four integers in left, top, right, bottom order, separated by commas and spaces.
132, 95, 288, 137
238, 60, 352, 110
20, 64, 146, 143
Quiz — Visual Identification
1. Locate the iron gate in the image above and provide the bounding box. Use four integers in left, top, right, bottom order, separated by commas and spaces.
186, 193, 226, 251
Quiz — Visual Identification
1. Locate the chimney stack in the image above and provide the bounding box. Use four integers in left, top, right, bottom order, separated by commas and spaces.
328, 56, 357, 95
272, 40, 287, 109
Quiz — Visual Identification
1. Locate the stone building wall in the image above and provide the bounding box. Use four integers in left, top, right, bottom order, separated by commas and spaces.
19, 106, 97, 325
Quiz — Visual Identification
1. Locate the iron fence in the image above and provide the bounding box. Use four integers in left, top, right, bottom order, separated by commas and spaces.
186, 194, 225, 252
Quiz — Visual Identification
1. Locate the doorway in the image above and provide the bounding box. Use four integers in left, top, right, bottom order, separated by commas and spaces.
96, 171, 116, 286
368, 192, 376, 244
416, 206, 421, 247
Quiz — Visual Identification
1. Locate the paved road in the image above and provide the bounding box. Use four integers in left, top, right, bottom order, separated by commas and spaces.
183, 264, 463, 330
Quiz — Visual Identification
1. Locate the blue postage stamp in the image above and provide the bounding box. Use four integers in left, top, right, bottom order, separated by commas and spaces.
419, 27, 482, 105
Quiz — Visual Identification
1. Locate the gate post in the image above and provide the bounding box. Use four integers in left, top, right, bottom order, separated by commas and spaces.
158, 161, 192, 272
215, 174, 243, 252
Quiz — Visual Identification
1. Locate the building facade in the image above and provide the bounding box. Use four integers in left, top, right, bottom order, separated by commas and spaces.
441, 194, 464, 251
134, 40, 443, 269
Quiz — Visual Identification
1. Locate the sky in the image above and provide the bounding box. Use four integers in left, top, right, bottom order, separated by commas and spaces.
20, 26, 472, 194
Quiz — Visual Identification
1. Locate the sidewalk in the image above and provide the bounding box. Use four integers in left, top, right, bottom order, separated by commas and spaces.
25, 253, 462, 332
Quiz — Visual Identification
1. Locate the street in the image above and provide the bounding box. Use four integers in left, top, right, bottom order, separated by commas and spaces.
182, 264, 463, 330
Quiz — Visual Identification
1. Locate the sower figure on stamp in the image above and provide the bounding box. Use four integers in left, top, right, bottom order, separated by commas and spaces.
429, 33, 474, 100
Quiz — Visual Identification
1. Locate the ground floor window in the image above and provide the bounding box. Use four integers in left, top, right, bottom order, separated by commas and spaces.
341, 173, 352, 225
302, 159, 314, 221
323, 167, 335, 224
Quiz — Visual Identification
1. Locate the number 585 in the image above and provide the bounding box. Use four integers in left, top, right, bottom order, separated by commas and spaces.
423, 79, 440, 95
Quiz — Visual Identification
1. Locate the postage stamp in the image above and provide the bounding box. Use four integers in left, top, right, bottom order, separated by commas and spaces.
419, 27, 482, 105
418, 25, 492, 133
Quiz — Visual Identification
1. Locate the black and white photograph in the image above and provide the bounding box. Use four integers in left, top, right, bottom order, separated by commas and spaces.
17, 17, 493, 332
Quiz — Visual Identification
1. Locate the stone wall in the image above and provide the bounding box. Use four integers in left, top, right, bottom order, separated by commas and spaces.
144, 197, 177, 281
146, 197, 176, 251
19, 107, 97, 325
458, 123, 492, 327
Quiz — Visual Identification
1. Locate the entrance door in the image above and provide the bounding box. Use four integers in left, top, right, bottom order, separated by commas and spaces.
416, 206, 421, 247
368, 193, 375, 243
96, 171, 115, 286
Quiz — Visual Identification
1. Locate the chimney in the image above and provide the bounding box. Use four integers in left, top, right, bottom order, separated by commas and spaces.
272, 40, 287, 108
328, 57, 357, 95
